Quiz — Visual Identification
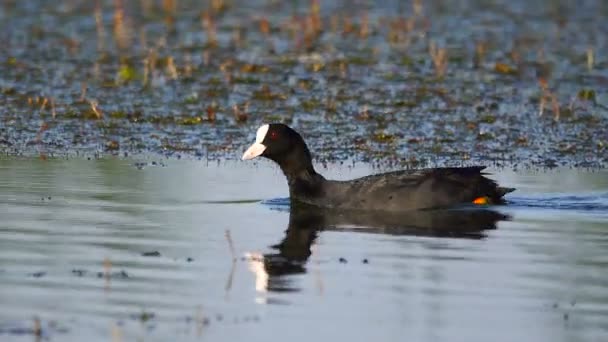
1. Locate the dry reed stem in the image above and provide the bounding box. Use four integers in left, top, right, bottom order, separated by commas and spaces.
89, 100, 103, 119
202, 12, 217, 46
162, 0, 176, 14
413, 0, 423, 17
40, 97, 48, 111
259, 18, 270, 37
113, 0, 130, 50
211, 0, 225, 13
95, 1, 105, 51
35, 122, 49, 143
51, 98, 56, 118
139, 28, 147, 50
538, 79, 561, 121
429, 41, 447, 78
206, 104, 216, 122
184, 53, 193, 78
103, 257, 112, 290
231, 26, 243, 48
93, 62, 101, 81
166, 56, 178, 79
237, 102, 249, 122
359, 12, 369, 39
587, 47, 594, 71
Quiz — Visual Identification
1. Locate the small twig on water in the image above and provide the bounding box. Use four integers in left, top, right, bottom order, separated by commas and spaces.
79, 82, 87, 102
225, 229, 236, 261
223, 221, 238, 299
224, 258, 236, 296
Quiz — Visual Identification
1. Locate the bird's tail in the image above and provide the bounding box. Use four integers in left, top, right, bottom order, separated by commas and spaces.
497, 187, 516, 197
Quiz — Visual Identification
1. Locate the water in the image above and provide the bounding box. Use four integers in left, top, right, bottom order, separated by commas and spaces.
1, 157, 607, 342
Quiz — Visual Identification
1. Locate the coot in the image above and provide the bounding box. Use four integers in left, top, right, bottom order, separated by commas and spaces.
242, 123, 514, 211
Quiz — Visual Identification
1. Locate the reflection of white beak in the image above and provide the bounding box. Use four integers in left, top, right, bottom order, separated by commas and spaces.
242, 142, 266, 160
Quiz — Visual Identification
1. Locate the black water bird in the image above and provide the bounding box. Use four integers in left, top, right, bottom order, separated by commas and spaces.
242, 123, 515, 211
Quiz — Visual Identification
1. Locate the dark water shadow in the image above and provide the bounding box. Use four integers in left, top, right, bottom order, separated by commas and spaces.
260, 205, 510, 291
266, 192, 608, 213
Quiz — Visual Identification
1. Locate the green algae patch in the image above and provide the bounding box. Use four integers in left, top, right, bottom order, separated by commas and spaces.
372, 132, 397, 144
117, 64, 138, 83
577, 89, 596, 102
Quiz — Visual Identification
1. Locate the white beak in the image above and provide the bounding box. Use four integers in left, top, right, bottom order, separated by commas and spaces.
242, 142, 267, 160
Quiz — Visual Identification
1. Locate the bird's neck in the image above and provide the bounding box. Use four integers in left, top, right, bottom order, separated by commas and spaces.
274, 149, 325, 200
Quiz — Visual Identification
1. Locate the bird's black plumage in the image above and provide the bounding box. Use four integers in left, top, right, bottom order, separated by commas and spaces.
243, 123, 515, 211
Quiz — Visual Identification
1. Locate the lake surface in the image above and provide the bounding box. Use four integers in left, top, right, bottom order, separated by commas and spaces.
1, 157, 608, 342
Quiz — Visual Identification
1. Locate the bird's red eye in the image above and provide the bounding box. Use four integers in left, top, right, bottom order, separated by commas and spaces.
269, 131, 279, 140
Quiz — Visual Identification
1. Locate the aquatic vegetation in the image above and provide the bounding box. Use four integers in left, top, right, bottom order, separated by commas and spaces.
116, 63, 138, 84
577, 89, 596, 102
537, 78, 561, 121
479, 115, 497, 124
372, 132, 397, 143
0, 0, 605, 168
494, 62, 517, 75
252, 85, 286, 101
429, 41, 448, 78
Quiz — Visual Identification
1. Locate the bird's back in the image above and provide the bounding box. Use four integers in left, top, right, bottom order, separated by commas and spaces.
315, 166, 514, 211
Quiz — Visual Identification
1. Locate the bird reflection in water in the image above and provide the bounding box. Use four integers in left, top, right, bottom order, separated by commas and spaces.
245, 204, 510, 299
